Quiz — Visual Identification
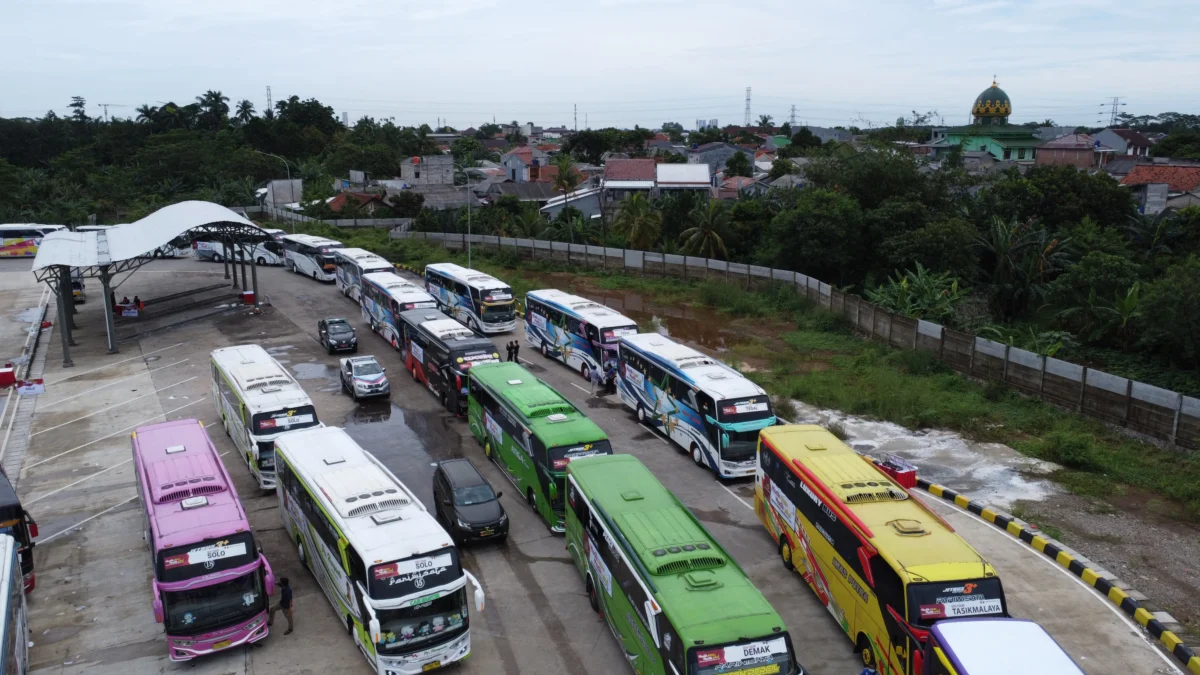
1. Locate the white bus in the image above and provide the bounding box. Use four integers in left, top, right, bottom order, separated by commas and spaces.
194, 239, 285, 265
524, 289, 638, 379
275, 427, 485, 674
616, 333, 776, 478
210, 344, 322, 489
282, 234, 343, 282
423, 263, 516, 334
360, 272, 438, 349
0, 224, 65, 258
0, 535, 28, 674
334, 248, 394, 301
261, 227, 286, 241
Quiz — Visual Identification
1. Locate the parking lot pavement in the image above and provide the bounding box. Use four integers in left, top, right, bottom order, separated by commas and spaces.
13, 256, 1180, 675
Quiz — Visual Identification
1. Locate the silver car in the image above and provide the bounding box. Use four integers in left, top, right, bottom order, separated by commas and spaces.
339, 355, 390, 401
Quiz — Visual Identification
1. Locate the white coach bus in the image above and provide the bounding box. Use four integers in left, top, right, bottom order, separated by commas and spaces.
423, 263, 516, 334
334, 248, 394, 301
282, 234, 343, 282
210, 344, 323, 489
524, 289, 638, 379
275, 427, 485, 674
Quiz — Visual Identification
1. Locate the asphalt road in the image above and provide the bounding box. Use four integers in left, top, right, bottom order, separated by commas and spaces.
7, 256, 1182, 675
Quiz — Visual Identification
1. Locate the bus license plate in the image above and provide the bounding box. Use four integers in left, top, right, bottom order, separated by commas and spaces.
423, 661, 441, 671
212, 639, 232, 650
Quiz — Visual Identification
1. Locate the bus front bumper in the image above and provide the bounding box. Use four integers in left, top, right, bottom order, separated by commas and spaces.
718, 460, 757, 478
377, 630, 470, 674
167, 611, 269, 662
478, 319, 516, 334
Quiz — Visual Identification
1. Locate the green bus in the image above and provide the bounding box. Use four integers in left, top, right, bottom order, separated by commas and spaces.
467, 361, 612, 532
566, 455, 807, 675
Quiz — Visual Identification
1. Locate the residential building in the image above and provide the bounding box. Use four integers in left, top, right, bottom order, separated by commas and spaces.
405, 184, 479, 211
769, 174, 805, 189
328, 192, 390, 215
500, 146, 550, 182
602, 158, 657, 203
801, 126, 853, 144
655, 164, 711, 193
1121, 163, 1200, 214
715, 176, 769, 200
540, 186, 603, 220
1094, 128, 1153, 157
259, 179, 304, 207
484, 182, 560, 205
542, 126, 570, 140
399, 155, 454, 185
1034, 126, 1077, 142
686, 142, 756, 174
1103, 156, 1147, 182
1035, 134, 1114, 169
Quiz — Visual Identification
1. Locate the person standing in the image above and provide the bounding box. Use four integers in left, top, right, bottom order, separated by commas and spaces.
512, 340, 520, 362
505, 342, 514, 362
267, 577, 294, 635
589, 362, 603, 396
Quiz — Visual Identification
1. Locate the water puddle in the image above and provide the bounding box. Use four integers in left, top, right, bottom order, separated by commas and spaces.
789, 401, 1060, 508
342, 403, 470, 510
12, 307, 41, 323
291, 362, 332, 380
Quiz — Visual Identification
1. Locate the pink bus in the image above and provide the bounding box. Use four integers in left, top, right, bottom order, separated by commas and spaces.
132, 418, 276, 661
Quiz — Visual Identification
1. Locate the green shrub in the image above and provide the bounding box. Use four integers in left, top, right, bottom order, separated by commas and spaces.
887, 349, 950, 376
1032, 432, 1102, 472
983, 380, 1008, 402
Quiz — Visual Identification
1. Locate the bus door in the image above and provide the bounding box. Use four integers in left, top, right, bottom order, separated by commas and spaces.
867, 557, 912, 674
0, 494, 36, 591
696, 391, 721, 450
529, 435, 558, 516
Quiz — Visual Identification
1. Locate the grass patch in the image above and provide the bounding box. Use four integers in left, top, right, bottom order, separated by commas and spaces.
826, 421, 849, 441
298, 230, 1200, 522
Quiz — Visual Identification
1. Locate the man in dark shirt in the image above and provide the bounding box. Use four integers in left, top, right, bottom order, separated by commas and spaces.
267, 577, 294, 635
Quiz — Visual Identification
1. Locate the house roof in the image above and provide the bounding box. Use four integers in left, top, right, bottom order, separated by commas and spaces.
603, 158, 657, 181
488, 182, 561, 201
1041, 134, 1112, 151
721, 176, 757, 189
770, 174, 805, 188
656, 164, 710, 187
1111, 129, 1152, 147
408, 184, 481, 209
1121, 165, 1200, 193
501, 146, 549, 166
1103, 156, 1145, 177
328, 192, 388, 213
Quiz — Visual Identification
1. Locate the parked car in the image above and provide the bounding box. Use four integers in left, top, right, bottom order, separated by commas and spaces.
339, 355, 389, 401
318, 317, 357, 353
432, 459, 507, 544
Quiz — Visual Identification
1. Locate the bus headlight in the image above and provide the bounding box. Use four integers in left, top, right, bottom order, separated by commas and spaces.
173, 639, 196, 647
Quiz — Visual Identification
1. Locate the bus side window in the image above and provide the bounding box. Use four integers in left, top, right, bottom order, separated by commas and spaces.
668, 376, 696, 409
455, 282, 468, 297
309, 506, 340, 553
569, 484, 590, 529
612, 553, 651, 629
345, 544, 367, 587
567, 317, 584, 337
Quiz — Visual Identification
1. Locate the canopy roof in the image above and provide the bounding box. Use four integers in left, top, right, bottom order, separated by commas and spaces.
32, 201, 267, 282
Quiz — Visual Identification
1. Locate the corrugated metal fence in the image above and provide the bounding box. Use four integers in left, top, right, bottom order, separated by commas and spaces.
235, 205, 411, 228
392, 230, 1200, 452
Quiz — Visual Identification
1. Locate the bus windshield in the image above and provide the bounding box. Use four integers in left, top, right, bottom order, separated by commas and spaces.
163, 572, 265, 635
549, 439, 613, 471
482, 302, 514, 318
252, 405, 319, 435
375, 588, 468, 653
689, 635, 794, 675
908, 578, 1006, 626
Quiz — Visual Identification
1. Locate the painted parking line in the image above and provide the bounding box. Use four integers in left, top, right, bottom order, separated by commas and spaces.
44, 342, 184, 385
25, 398, 208, 469
38, 358, 191, 409
27, 458, 131, 505
718, 482, 754, 511
31, 376, 199, 437
570, 383, 590, 394
640, 423, 670, 445
38, 496, 138, 545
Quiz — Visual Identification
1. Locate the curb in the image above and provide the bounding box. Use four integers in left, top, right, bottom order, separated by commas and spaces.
913, 475, 1200, 675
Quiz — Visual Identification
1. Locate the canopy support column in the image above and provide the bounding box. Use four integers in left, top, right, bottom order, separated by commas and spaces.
238, 242, 248, 291
100, 268, 118, 354
250, 253, 260, 307
55, 269, 74, 368
59, 267, 77, 345
229, 238, 240, 289
222, 238, 231, 280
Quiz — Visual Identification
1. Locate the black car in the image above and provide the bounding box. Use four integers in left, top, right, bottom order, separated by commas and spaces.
432, 459, 507, 544
318, 317, 357, 354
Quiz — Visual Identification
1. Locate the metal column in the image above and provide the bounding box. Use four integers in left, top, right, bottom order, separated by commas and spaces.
249, 252, 260, 307
222, 238, 231, 279
238, 241, 248, 291
59, 267, 77, 345
55, 268, 74, 368
100, 269, 119, 354
229, 238, 240, 289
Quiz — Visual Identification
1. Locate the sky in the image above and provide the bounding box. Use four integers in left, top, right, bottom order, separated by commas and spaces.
4, 0, 1200, 130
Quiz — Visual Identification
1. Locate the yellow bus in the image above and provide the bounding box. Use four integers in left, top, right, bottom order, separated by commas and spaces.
754, 425, 1007, 675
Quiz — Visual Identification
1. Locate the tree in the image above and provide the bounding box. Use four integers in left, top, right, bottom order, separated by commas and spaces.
680, 201, 731, 258
723, 151, 752, 177
780, 122, 792, 137
866, 264, 968, 325
763, 188, 865, 285
790, 128, 822, 150
661, 152, 687, 164
135, 104, 157, 124
880, 217, 979, 281
235, 100, 256, 126
767, 157, 799, 181
475, 123, 502, 139
195, 90, 230, 130
1140, 256, 1200, 367
564, 129, 610, 165
388, 191, 425, 218
69, 96, 88, 123
612, 193, 662, 250
976, 164, 1135, 230
450, 137, 484, 166
661, 122, 684, 143
976, 216, 1071, 320
551, 153, 579, 204
1048, 251, 1141, 341
1150, 131, 1200, 160
757, 114, 773, 131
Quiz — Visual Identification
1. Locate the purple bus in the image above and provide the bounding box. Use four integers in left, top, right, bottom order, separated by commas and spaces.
132, 418, 276, 661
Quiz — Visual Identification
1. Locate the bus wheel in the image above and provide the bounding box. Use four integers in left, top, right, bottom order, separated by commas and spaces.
586, 576, 600, 614
213, 253, 223, 263
779, 539, 795, 572
345, 615, 354, 636
580, 364, 589, 381
636, 405, 647, 424
541, 343, 549, 358
691, 444, 707, 469
257, 257, 266, 266
484, 441, 493, 460
297, 540, 307, 569
856, 636, 874, 669
526, 487, 536, 510
412, 364, 421, 382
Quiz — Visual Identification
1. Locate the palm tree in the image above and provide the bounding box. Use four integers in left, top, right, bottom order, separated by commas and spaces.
195, 90, 230, 129
1123, 210, 1181, 261
135, 104, 158, 124
757, 114, 773, 131
550, 153, 579, 205
611, 193, 662, 250
234, 99, 255, 126
679, 200, 731, 259
977, 215, 1070, 320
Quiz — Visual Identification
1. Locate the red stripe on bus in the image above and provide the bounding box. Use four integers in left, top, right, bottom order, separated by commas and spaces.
760, 439, 876, 550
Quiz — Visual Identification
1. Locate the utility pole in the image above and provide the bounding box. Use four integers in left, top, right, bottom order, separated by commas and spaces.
574, 104, 577, 132
744, 87, 752, 127
97, 104, 127, 122
265, 86, 273, 115
1099, 96, 1126, 126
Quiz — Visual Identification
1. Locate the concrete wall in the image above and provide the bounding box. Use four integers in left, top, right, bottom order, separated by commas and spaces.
399, 156, 454, 185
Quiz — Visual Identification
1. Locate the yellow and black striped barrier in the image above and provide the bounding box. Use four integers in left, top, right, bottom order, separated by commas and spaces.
914, 475, 1200, 674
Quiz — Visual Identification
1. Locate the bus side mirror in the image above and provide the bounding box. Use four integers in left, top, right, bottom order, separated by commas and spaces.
151, 580, 164, 623
263, 555, 276, 595
369, 618, 381, 645
548, 482, 558, 502
464, 569, 486, 612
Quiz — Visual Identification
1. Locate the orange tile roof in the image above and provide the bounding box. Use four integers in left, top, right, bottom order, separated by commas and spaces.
1121, 165, 1200, 192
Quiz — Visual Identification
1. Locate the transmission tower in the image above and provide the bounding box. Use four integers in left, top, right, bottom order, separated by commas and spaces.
265, 86, 273, 114
744, 87, 752, 127
97, 103, 128, 122
790, 105, 797, 127
1099, 96, 1126, 126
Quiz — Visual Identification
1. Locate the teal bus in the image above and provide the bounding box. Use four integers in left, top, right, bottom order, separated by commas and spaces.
566, 455, 806, 675
466, 361, 611, 532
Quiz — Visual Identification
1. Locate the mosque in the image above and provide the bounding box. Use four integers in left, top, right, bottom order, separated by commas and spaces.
928, 79, 1042, 163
